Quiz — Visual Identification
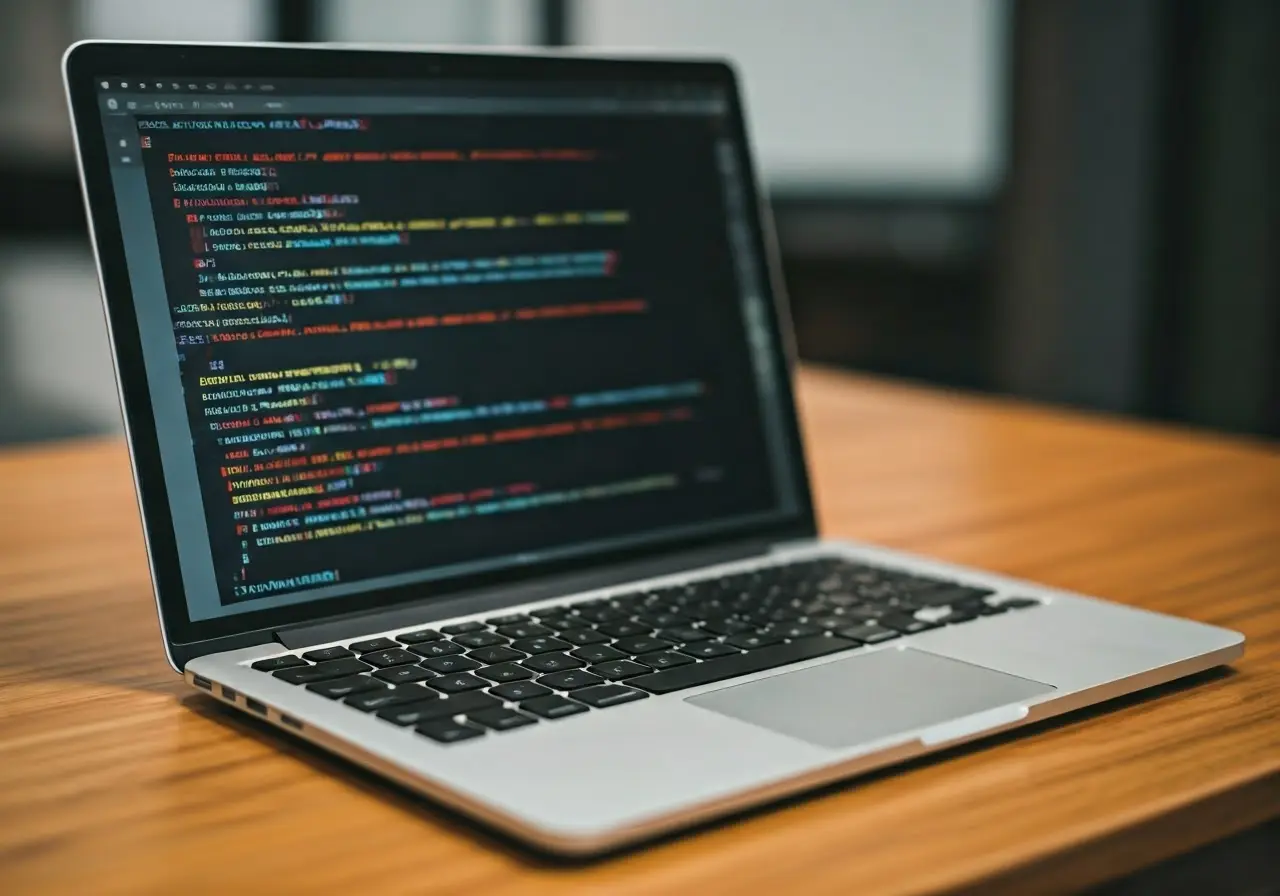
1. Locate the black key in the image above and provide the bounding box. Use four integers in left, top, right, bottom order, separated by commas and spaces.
810, 615, 848, 631
766, 622, 821, 640
360, 648, 421, 669
489, 681, 552, 701
657, 626, 710, 644
476, 662, 535, 683
301, 646, 354, 663
345, 684, 435, 712
349, 637, 399, 654
576, 606, 626, 624
548, 615, 589, 631
274, 658, 370, 684
878, 613, 940, 635
416, 720, 485, 743
538, 669, 605, 690
613, 636, 673, 655
453, 631, 508, 649
635, 612, 692, 628
998, 597, 1041, 610
485, 613, 530, 626
940, 609, 979, 625
396, 628, 444, 645
420, 654, 481, 674
511, 636, 572, 655
570, 644, 626, 664
979, 603, 1010, 616
836, 624, 900, 644
496, 622, 554, 639
440, 621, 486, 635
572, 684, 649, 709
372, 664, 436, 685
468, 646, 525, 665
469, 707, 537, 732
915, 586, 994, 607
521, 695, 589, 720
252, 655, 306, 672
702, 618, 754, 636
560, 628, 609, 646
635, 651, 695, 670
529, 606, 569, 620
598, 620, 651, 638
725, 632, 784, 650
521, 652, 585, 674
409, 640, 465, 659
428, 673, 489, 694
306, 675, 384, 699
679, 641, 741, 660
629, 636, 858, 695
376, 692, 496, 726
587, 659, 650, 681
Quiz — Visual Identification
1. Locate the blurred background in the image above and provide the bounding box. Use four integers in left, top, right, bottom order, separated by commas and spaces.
1, 0, 1276, 446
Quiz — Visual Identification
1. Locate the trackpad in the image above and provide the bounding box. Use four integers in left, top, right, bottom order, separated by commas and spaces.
687, 648, 1054, 749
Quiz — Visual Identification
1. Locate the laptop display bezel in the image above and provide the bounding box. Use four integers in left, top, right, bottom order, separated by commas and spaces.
63, 41, 817, 663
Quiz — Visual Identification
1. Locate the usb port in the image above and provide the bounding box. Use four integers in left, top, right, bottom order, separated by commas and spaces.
221, 685, 238, 701
192, 675, 213, 690
245, 698, 268, 716
278, 714, 304, 730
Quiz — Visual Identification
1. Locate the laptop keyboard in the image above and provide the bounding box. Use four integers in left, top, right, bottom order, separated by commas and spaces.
246, 556, 1041, 744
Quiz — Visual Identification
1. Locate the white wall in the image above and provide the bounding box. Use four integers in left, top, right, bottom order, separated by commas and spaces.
578, 0, 1007, 194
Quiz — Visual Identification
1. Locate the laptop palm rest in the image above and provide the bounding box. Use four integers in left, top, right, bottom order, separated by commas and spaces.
686, 648, 1054, 749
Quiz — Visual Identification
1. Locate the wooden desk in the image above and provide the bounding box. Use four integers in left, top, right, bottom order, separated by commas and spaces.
2, 367, 1278, 894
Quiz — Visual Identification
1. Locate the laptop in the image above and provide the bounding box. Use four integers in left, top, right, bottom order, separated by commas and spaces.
64, 40, 1243, 855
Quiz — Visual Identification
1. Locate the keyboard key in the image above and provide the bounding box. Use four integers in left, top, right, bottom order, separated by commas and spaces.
441, 621, 486, 635
511, 636, 572, 655
979, 603, 1010, 615
377, 692, 495, 725
485, 613, 531, 626
274, 658, 370, 684
396, 629, 444, 645
572, 684, 649, 709
476, 662, 535, 683
613, 636, 673, 655
725, 632, 784, 650
998, 597, 1041, 609
416, 720, 485, 743
680, 640, 742, 660
835, 624, 900, 644
420, 655, 481, 674
765, 622, 822, 640
529, 606, 569, 620
629, 636, 858, 695
345, 684, 435, 712
657, 626, 710, 644
587, 659, 650, 681
560, 628, 609, 646
409, 640, 465, 659
521, 652, 585, 674
453, 631, 508, 649
521, 695, 589, 720
372, 664, 436, 685
496, 622, 554, 639
577, 606, 625, 624
251, 655, 307, 672
598, 620, 651, 638
469, 707, 537, 731
360, 648, 421, 669
489, 681, 552, 701
702, 618, 754, 636
349, 637, 399, 654
635, 611, 692, 628
570, 644, 625, 664
877, 613, 940, 635
306, 675, 384, 699
428, 673, 489, 694
635, 651, 695, 670
468, 646, 525, 665
546, 615, 589, 631
301, 646, 354, 663
538, 669, 605, 691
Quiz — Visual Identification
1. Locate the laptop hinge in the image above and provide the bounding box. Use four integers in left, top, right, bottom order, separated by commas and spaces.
274, 538, 779, 650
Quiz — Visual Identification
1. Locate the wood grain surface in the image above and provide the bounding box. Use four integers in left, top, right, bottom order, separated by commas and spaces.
1, 367, 1277, 895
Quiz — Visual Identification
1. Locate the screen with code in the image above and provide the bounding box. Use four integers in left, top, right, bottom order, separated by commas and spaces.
96, 77, 798, 621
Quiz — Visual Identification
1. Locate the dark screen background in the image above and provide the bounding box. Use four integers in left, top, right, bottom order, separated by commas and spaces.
136, 108, 782, 606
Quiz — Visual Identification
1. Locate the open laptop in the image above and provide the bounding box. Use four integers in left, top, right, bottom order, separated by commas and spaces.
64, 41, 1243, 855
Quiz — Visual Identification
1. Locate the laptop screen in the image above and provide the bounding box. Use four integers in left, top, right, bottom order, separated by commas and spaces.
88, 71, 802, 624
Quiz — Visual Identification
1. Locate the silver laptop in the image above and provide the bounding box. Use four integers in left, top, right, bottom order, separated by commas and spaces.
65, 40, 1243, 855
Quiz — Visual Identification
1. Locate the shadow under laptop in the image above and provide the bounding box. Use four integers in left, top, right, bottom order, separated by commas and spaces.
181, 664, 1237, 866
